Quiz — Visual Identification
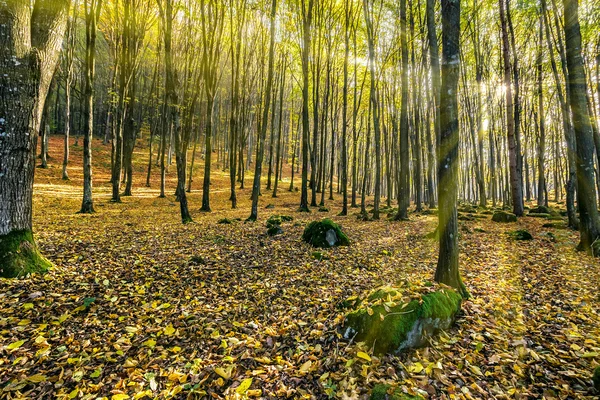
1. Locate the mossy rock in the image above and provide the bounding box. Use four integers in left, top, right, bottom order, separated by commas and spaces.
542, 222, 568, 229
458, 213, 475, 221
218, 218, 234, 224
492, 211, 517, 223
0, 230, 52, 278
509, 229, 533, 241
302, 218, 350, 248
266, 215, 283, 227
370, 384, 424, 400
474, 227, 486, 233
593, 366, 600, 390
342, 285, 462, 354
527, 213, 551, 219
265, 204, 275, 209
318, 206, 329, 212
547, 215, 564, 221
480, 210, 494, 215
592, 242, 600, 258
458, 205, 477, 214
529, 205, 557, 215
267, 225, 283, 236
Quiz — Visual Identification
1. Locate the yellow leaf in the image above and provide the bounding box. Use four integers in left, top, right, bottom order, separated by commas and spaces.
18, 319, 31, 326
27, 374, 47, 383
112, 394, 130, 400
247, 389, 262, 397
68, 389, 79, 399
236, 378, 253, 394
164, 324, 176, 336
143, 339, 156, 348
215, 366, 233, 380
299, 360, 312, 372
7, 340, 25, 350
356, 351, 371, 362
23, 303, 34, 310
409, 362, 424, 373
469, 365, 484, 376
570, 344, 581, 351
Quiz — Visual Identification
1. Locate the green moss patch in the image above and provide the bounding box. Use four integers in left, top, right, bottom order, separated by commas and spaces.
542, 222, 568, 229
593, 366, 600, 390
509, 229, 533, 241
302, 218, 350, 248
527, 213, 551, 219
370, 384, 424, 400
342, 284, 462, 354
0, 230, 52, 278
492, 211, 517, 223
529, 205, 557, 215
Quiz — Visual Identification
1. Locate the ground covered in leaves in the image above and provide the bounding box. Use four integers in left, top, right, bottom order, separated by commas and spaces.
1, 137, 599, 399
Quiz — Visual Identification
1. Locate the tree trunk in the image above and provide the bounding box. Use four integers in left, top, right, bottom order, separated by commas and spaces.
435, 0, 466, 296
562, 0, 600, 254
0, 0, 70, 277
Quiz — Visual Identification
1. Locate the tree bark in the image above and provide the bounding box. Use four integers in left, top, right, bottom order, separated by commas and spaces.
435, 0, 466, 296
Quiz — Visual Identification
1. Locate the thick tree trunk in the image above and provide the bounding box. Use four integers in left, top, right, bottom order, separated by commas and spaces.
396, 0, 410, 220
0, 0, 70, 277
562, 0, 600, 254
435, 0, 466, 296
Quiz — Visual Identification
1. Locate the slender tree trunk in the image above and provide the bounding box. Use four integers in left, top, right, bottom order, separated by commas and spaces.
80, 0, 102, 214
499, 0, 523, 216
299, 0, 314, 212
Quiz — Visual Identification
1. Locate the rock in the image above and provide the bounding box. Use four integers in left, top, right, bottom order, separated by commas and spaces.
218, 218, 233, 224
527, 213, 551, 219
370, 384, 424, 400
509, 229, 533, 241
342, 285, 462, 354
593, 366, 600, 390
492, 211, 517, 223
458, 213, 475, 221
542, 222, 568, 229
302, 219, 350, 248
529, 205, 557, 215
266, 215, 291, 236
318, 206, 329, 212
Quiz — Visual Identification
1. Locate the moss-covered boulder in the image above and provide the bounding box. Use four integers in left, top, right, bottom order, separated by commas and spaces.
529, 205, 557, 215
509, 229, 533, 241
318, 206, 329, 212
527, 212, 551, 219
0, 230, 52, 278
302, 219, 350, 248
542, 222, 568, 229
492, 211, 517, 223
593, 366, 600, 390
370, 384, 424, 400
342, 284, 462, 354
218, 218, 234, 224
266, 215, 292, 236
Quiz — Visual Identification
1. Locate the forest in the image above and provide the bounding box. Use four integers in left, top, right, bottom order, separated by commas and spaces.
1, 0, 600, 398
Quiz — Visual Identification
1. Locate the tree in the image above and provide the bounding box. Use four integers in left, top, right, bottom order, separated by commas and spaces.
248, 0, 277, 221
562, 0, 600, 254
499, 0, 524, 216
396, 0, 410, 220
0, 0, 71, 277
80, 0, 103, 214
435, 0, 466, 296
299, 0, 314, 213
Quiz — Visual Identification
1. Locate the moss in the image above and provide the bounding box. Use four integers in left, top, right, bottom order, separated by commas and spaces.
509, 229, 533, 241
542, 222, 568, 229
344, 286, 462, 354
0, 230, 52, 278
593, 366, 600, 390
218, 218, 234, 224
529, 205, 557, 215
370, 384, 424, 400
267, 225, 283, 236
318, 206, 329, 212
492, 211, 517, 223
302, 218, 350, 248
527, 213, 551, 219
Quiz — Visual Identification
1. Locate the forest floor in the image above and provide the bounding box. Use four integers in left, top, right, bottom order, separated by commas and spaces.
1, 136, 599, 400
